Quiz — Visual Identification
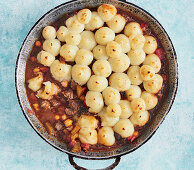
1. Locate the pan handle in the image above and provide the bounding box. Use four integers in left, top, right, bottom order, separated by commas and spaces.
68, 155, 121, 170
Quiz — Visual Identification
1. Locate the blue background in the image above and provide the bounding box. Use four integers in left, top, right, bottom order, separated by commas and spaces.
0, 0, 193, 169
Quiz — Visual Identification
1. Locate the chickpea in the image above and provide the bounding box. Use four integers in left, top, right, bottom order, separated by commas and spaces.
33, 103, 39, 111
64, 119, 73, 127
62, 114, 67, 120
54, 115, 60, 120
61, 80, 69, 88
33, 67, 40, 74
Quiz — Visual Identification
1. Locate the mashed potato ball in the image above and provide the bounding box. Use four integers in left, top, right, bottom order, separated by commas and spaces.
64, 31, 81, 45
143, 35, 157, 54
87, 75, 108, 92
124, 22, 142, 38
66, 15, 84, 33
113, 119, 134, 138
143, 54, 161, 73
119, 100, 133, 119
92, 60, 112, 77
106, 14, 126, 33
60, 44, 79, 62
130, 98, 146, 113
109, 73, 131, 91
140, 65, 155, 81
97, 4, 117, 22
106, 103, 121, 118
125, 85, 142, 101
128, 49, 145, 66
56, 26, 68, 42
78, 31, 97, 50
130, 111, 149, 126
72, 64, 91, 85
95, 27, 115, 45
141, 91, 158, 110
85, 91, 104, 113
127, 66, 143, 85
102, 87, 121, 105
143, 74, 163, 94
98, 127, 115, 146
79, 128, 97, 144
106, 41, 122, 58
108, 53, 130, 73
37, 50, 55, 67
43, 39, 61, 56
114, 34, 131, 53
75, 49, 93, 65
50, 60, 72, 82
85, 12, 104, 31
93, 45, 109, 60
42, 26, 56, 40
77, 9, 92, 24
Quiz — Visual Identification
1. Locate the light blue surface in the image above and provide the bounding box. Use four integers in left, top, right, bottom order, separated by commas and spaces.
0, 0, 193, 169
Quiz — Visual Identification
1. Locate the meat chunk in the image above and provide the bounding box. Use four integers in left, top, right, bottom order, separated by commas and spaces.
58, 106, 65, 114
63, 89, 74, 99
69, 99, 80, 112
50, 99, 61, 107
55, 122, 64, 131
65, 108, 76, 116
41, 101, 51, 110
70, 80, 77, 90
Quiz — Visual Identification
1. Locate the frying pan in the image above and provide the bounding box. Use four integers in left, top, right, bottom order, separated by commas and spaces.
15, 0, 178, 169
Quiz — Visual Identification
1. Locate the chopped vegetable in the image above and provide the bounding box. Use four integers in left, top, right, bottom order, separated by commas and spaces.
71, 133, 79, 140
45, 122, 55, 135
81, 143, 90, 153
128, 131, 139, 142
79, 95, 85, 101
33, 67, 40, 74
64, 119, 73, 127
35, 41, 42, 47
54, 115, 60, 120
72, 141, 81, 152
71, 124, 81, 135
39, 67, 49, 73
76, 85, 86, 98
33, 103, 39, 111
67, 125, 74, 131
27, 108, 35, 115
68, 139, 76, 149
29, 93, 37, 101
140, 23, 148, 31
61, 114, 67, 120
155, 48, 164, 60
31, 56, 37, 62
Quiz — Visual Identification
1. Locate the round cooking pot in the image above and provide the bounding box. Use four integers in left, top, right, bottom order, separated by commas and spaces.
15, 0, 178, 169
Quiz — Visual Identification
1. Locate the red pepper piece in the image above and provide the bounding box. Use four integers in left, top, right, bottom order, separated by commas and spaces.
161, 74, 167, 81
29, 92, 37, 101
73, 11, 78, 15
40, 67, 49, 73
81, 143, 90, 153
83, 99, 89, 108
68, 140, 76, 148
31, 56, 37, 62
82, 143, 90, 149
140, 23, 148, 31
27, 108, 35, 115
155, 48, 164, 60
128, 131, 139, 143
